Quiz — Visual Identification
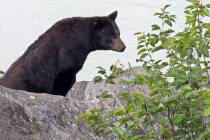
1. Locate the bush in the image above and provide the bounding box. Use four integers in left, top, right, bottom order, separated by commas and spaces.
79, 0, 210, 139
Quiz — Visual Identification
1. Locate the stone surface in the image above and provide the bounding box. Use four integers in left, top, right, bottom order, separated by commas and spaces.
67, 67, 149, 111
0, 67, 148, 140
0, 86, 99, 140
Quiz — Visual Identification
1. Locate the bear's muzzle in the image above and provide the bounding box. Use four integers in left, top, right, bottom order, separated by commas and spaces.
111, 37, 126, 52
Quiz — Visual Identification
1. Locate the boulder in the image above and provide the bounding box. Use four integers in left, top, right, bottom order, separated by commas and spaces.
67, 67, 149, 111
0, 67, 148, 140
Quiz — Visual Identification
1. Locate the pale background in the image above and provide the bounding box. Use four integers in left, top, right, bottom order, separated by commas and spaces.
0, 0, 193, 81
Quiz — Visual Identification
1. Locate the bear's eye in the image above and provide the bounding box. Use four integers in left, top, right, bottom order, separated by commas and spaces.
111, 32, 118, 38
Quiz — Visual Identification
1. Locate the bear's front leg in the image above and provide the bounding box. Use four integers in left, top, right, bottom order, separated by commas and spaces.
52, 71, 76, 96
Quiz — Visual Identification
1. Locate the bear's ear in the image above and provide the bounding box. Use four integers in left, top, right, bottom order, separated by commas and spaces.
108, 11, 118, 21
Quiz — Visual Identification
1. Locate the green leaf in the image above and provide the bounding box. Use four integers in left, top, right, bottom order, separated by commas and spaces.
145, 66, 152, 71
163, 4, 171, 11
97, 67, 106, 75
187, 0, 198, 4
172, 114, 183, 125
176, 32, 186, 37
154, 12, 163, 16
133, 92, 146, 103
114, 108, 125, 116
203, 23, 210, 30
112, 126, 124, 136
165, 20, 172, 27
203, 47, 209, 57
204, 96, 210, 105
0, 71, 4, 75
161, 62, 169, 67
164, 29, 175, 34
152, 46, 162, 52
204, 107, 210, 116
137, 45, 144, 49
93, 76, 102, 83
119, 92, 130, 101
154, 60, 162, 65
140, 53, 148, 59
186, 16, 195, 24
152, 24, 160, 30
182, 85, 192, 92
201, 8, 210, 16
184, 10, 191, 15
98, 69, 106, 75
138, 48, 147, 55
97, 91, 113, 99
204, 31, 210, 39
206, 4, 210, 8
137, 34, 145, 41
135, 75, 145, 85
119, 118, 129, 124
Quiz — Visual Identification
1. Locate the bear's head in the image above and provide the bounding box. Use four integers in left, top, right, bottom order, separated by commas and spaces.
90, 11, 126, 52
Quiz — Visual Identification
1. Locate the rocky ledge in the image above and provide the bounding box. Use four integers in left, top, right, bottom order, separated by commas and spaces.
0, 67, 148, 140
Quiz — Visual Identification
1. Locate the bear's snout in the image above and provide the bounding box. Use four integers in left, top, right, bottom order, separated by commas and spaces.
111, 37, 126, 52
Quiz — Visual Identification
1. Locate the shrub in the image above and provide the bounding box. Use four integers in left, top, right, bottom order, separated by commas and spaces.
79, 0, 210, 139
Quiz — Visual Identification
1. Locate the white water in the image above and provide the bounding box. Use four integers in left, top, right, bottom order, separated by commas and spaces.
0, 0, 190, 81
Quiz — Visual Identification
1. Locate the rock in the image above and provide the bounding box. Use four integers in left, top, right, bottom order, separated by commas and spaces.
0, 67, 148, 140
67, 67, 149, 111
0, 86, 102, 140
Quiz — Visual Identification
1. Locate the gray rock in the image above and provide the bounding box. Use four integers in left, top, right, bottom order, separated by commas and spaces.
0, 86, 100, 140
67, 67, 149, 111
0, 67, 148, 140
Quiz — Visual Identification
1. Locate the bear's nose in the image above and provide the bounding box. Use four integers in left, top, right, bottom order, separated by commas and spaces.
120, 46, 126, 52
120, 42, 126, 52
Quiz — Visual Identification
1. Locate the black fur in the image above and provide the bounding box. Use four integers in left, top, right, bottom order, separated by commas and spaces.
0, 11, 126, 96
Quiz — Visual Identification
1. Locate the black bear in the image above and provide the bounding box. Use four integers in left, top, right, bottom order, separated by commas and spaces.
0, 11, 126, 96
